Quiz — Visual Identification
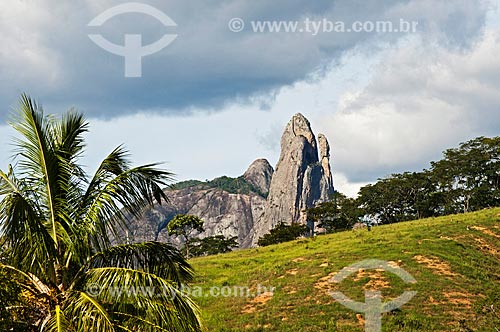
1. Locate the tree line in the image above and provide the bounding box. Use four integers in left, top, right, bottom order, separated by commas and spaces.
308, 136, 500, 229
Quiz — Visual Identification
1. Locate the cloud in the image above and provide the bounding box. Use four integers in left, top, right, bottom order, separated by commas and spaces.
0, 0, 489, 120
1, 0, 497, 199
317, 27, 500, 185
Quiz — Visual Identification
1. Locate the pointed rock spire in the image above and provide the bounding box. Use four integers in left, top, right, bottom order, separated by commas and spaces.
252, 113, 334, 244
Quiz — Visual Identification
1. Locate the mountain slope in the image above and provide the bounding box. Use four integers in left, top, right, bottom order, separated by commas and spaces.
190, 208, 500, 331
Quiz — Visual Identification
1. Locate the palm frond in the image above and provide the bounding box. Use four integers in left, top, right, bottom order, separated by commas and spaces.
78, 148, 173, 251
78, 267, 201, 332
0, 263, 51, 297
42, 305, 74, 332
63, 291, 116, 332
9, 94, 61, 249
0, 168, 58, 284
1, 94, 195, 331
84, 242, 194, 285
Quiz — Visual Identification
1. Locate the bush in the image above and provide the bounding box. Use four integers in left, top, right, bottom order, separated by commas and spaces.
257, 222, 309, 246
188, 235, 239, 257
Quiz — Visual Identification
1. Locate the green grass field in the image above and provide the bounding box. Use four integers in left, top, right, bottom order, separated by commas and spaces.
189, 208, 500, 331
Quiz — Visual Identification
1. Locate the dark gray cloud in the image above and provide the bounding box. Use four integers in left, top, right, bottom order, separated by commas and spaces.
0, 0, 489, 120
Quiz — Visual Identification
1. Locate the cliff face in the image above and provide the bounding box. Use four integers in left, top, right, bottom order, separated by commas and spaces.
124, 161, 272, 248
125, 113, 333, 248
252, 114, 334, 244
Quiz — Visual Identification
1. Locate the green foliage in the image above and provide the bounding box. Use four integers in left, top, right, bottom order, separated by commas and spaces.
168, 214, 204, 257
172, 176, 266, 197
0, 95, 201, 332
172, 179, 204, 190
168, 214, 205, 238
257, 222, 309, 246
430, 136, 500, 213
357, 171, 440, 224
307, 191, 361, 232
188, 235, 239, 257
356, 136, 500, 224
208, 176, 257, 194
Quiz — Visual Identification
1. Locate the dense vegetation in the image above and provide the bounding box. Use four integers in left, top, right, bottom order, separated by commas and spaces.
188, 235, 239, 257
191, 208, 500, 331
0, 96, 201, 331
174, 176, 266, 197
172, 179, 205, 190
257, 222, 309, 246
167, 214, 205, 258
309, 136, 500, 230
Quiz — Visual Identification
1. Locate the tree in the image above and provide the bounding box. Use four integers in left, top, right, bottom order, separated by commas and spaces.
188, 235, 238, 257
430, 136, 500, 213
257, 222, 308, 246
356, 171, 441, 225
307, 191, 361, 233
0, 95, 202, 331
167, 214, 204, 257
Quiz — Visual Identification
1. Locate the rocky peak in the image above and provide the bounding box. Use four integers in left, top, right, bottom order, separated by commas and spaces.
125, 113, 334, 249
281, 113, 317, 151
243, 159, 274, 196
278, 113, 318, 170
253, 113, 334, 244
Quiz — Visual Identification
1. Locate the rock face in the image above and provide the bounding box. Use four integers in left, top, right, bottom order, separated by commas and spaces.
125, 185, 266, 248
318, 133, 334, 202
125, 113, 333, 249
243, 159, 274, 196
252, 113, 334, 244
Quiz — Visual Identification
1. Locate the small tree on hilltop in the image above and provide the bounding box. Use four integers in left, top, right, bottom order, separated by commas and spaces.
167, 214, 204, 257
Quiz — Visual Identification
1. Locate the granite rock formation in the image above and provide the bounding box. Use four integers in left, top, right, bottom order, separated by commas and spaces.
243, 159, 274, 196
125, 113, 333, 248
252, 113, 334, 244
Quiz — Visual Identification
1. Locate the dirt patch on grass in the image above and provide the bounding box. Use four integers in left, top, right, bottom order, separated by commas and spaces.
424, 291, 476, 322
314, 264, 397, 294
470, 225, 500, 239
413, 255, 456, 277
444, 291, 473, 308
442, 291, 477, 322
286, 268, 299, 275
356, 313, 365, 326
473, 237, 500, 258
314, 272, 337, 292
292, 257, 306, 263
283, 285, 297, 294
354, 269, 391, 290
241, 291, 274, 314
428, 295, 439, 305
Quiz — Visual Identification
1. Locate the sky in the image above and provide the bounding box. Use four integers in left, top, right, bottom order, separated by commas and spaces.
1, 0, 500, 197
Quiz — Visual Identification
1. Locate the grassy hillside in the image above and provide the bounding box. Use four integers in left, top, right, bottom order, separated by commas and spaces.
190, 208, 500, 331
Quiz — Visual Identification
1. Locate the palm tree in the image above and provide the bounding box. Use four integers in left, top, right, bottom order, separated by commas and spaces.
0, 95, 202, 331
